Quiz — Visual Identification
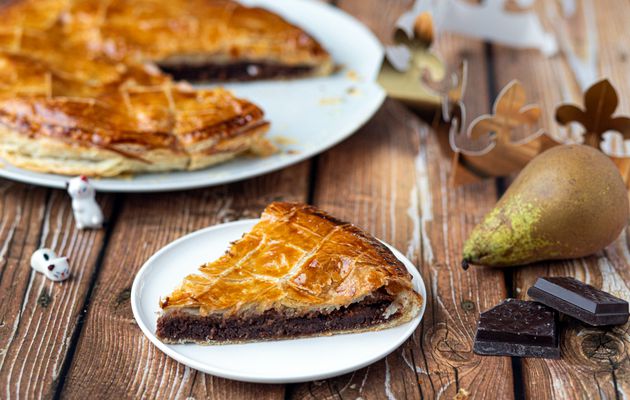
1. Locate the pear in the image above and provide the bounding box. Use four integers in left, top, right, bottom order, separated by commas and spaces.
462, 145, 629, 268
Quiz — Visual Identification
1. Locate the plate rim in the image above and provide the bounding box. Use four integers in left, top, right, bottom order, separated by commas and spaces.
130, 219, 427, 384
0, 0, 386, 193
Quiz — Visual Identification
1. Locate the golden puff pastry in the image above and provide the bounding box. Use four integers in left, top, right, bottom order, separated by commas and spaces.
0, 86, 270, 177
0, 0, 333, 80
0, 0, 333, 177
157, 202, 423, 344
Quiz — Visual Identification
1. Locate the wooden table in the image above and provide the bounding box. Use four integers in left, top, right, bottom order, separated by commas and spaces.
2, 1, 630, 399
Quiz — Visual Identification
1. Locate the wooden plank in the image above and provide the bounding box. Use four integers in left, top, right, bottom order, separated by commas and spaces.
596, 0, 630, 113
0, 181, 115, 399
490, 1, 630, 398
289, 1, 513, 398
58, 164, 310, 399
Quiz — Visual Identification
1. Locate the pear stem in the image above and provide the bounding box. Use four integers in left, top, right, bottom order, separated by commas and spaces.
461, 259, 470, 271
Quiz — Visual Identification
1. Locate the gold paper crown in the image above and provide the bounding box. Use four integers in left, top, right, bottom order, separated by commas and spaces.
378, 12, 446, 111
442, 78, 630, 187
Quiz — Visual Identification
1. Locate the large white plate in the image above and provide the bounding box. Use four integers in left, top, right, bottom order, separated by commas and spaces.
0, 0, 385, 192
131, 219, 426, 383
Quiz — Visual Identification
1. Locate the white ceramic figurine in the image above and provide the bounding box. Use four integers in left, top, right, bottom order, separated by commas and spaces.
31, 248, 70, 281
66, 176, 104, 229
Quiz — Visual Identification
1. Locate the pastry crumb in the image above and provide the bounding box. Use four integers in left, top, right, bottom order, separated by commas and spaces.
347, 87, 361, 96
346, 69, 359, 81
319, 97, 343, 105
249, 138, 278, 157
273, 135, 296, 145
454, 388, 470, 400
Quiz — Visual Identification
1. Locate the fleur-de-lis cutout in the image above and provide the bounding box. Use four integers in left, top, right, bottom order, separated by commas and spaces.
379, 7, 446, 110
555, 79, 630, 148
422, 60, 467, 123
448, 100, 494, 156
468, 79, 542, 144
447, 79, 559, 186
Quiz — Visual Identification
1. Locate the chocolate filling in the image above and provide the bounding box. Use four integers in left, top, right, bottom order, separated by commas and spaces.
157, 292, 398, 342
158, 62, 314, 82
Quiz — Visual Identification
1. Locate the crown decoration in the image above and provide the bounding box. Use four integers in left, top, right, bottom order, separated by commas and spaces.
383, 2, 630, 187
380, 0, 555, 112
545, 0, 598, 91
379, 0, 573, 112
555, 78, 630, 185
555, 79, 630, 147
433, 78, 630, 187
434, 0, 557, 55
422, 60, 467, 125
446, 80, 560, 186
378, 7, 448, 111
394, 0, 558, 55
393, 0, 435, 45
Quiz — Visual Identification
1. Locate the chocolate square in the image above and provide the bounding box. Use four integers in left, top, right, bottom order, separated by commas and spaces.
527, 277, 629, 326
473, 299, 560, 359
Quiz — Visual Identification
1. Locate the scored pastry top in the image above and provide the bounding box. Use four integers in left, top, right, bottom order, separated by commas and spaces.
0, 87, 264, 149
0, 0, 333, 176
161, 202, 421, 317
0, 0, 282, 149
0, 0, 331, 68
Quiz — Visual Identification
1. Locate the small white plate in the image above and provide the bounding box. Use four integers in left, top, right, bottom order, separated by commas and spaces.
0, 0, 385, 192
131, 219, 426, 383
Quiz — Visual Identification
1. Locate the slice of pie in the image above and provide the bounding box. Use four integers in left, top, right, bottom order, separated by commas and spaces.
157, 202, 423, 344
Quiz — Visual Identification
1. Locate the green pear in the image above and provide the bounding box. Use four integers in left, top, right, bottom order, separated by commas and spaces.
462, 144, 629, 268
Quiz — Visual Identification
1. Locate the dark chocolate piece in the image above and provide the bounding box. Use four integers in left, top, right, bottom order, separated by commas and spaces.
158, 62, 314, 82
473, 299, 560, 359
527, 277, 629, 326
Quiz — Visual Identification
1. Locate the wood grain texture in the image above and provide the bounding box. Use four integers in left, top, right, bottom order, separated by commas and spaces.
58, 164, 310, 399
288, 1, 513, 397
491, 1, 630, 398
596, 0, 630, 120
0, 182, 48, 399
2, 1, 630, 399
0, 181, 115, 400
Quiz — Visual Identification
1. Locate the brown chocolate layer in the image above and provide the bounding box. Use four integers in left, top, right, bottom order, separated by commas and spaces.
159, 62, 314, 82
157, 294, 397, 343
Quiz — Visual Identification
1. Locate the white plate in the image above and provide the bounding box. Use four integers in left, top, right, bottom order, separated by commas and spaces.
0, 0, 385, 192
131, 219, 426, 383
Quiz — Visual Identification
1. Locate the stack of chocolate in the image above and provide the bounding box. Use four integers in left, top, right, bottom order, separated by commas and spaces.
473, 277, 629, 359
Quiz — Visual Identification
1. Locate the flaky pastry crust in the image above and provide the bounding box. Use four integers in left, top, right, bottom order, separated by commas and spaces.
159, 202, 423, 333
0, 0, 332, 72
0, 0, 333, 176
